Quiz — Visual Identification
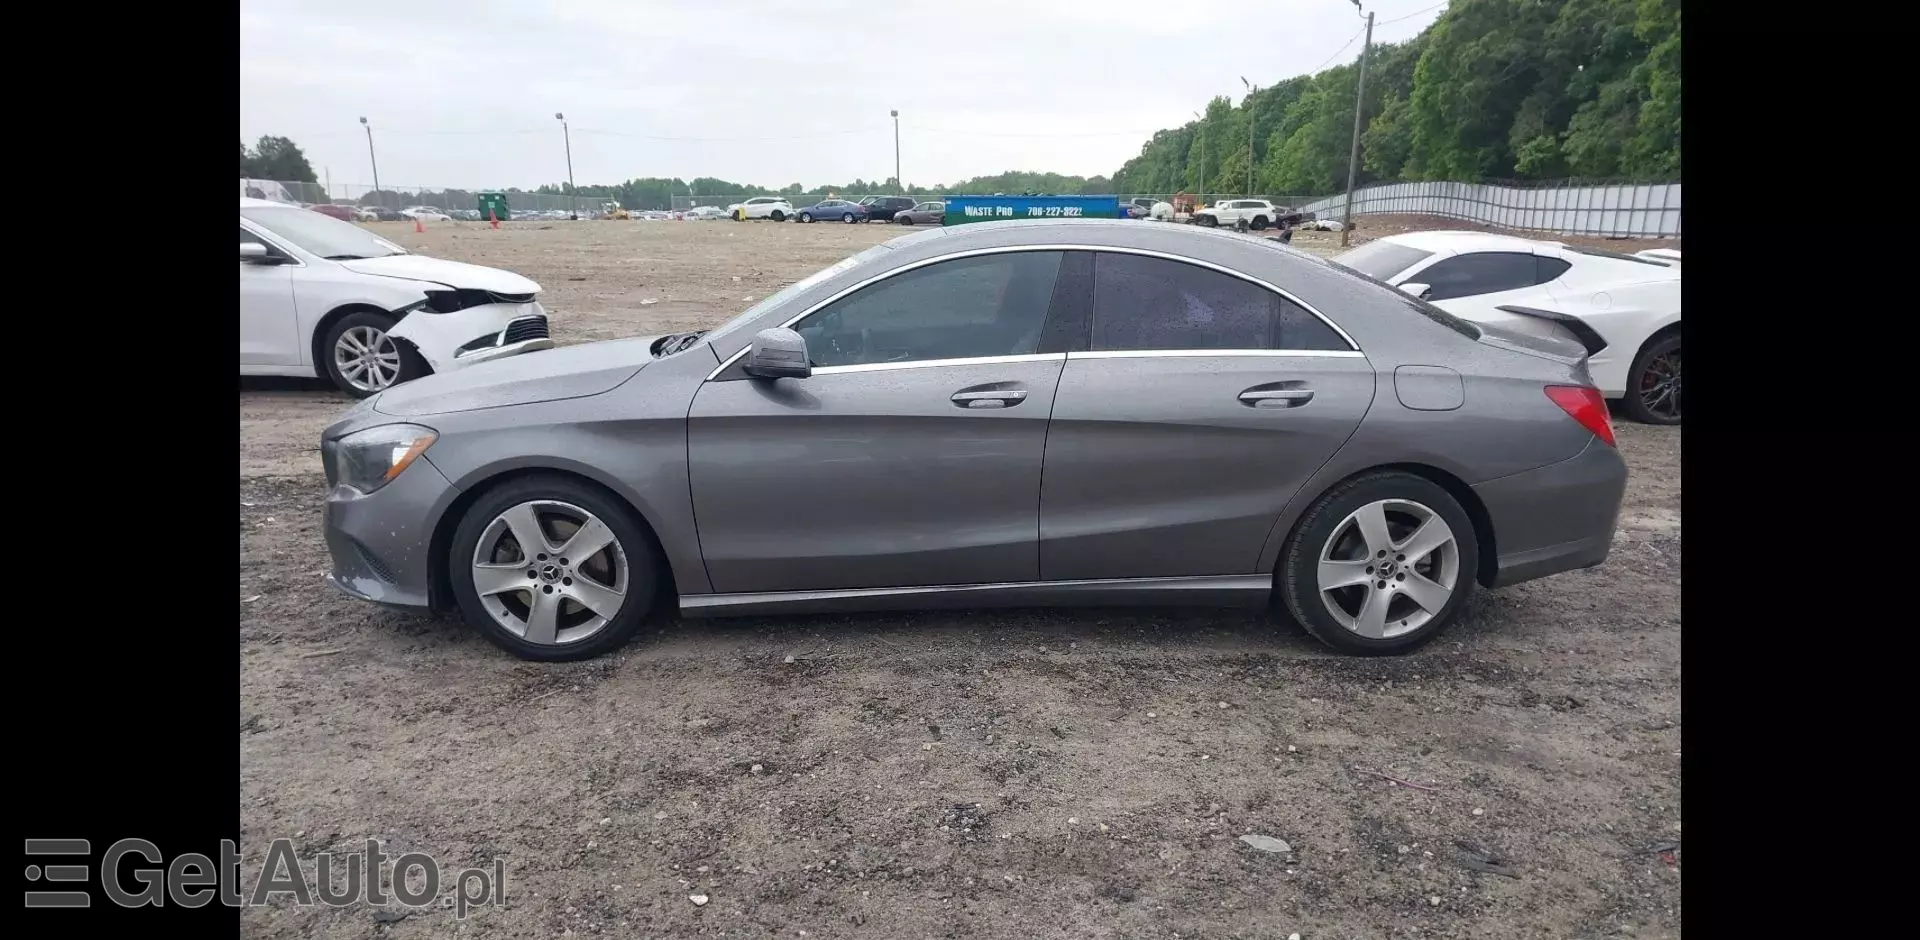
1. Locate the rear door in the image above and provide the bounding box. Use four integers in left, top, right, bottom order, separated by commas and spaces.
687, 249, 1084, 594
1038, 249, 1376, 581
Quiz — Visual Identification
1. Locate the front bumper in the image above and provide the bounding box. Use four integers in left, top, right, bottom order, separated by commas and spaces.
1471, 437, 1628, 588
389, 302, 554, 373
321, 452, 461, 610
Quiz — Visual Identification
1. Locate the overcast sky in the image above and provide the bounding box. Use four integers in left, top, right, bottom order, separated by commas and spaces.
240, 0, 1446, 196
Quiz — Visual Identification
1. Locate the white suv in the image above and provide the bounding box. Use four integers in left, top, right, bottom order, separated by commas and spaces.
727, 197, 794, 221
1194, 199, 1286, 230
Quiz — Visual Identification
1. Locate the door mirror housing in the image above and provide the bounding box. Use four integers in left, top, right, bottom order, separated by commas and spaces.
240, 242, 281, 263
1399, 282, 1432, 300
742, 327, 812, 379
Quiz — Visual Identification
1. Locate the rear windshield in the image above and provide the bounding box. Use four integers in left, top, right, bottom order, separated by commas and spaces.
1331, 240, 1434, 281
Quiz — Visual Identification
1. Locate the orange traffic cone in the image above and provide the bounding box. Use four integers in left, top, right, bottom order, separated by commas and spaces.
414, 216, 426, 233
488, 209, 500, 230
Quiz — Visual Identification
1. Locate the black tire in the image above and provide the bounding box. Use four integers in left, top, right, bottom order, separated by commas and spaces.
1277, 471, 1480, 656
1250, 215, 1270, 230
320, 309, 422, 398
897, 214, 914, 225
770, 210, 786, 222
799, 212, 813, 223
843, 213, 857, 223
448, 475, 660, 662
1621, 332, 1681, 425
1200, 215, 1219, 227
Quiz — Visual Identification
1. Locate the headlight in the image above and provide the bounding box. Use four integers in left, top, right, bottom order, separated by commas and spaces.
333, 424, 437, 493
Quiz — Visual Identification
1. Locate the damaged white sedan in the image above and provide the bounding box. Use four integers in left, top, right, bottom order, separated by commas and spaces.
240, 197, 554, 397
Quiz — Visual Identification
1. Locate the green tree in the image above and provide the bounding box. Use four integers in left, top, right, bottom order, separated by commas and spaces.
242, 135, 319, 183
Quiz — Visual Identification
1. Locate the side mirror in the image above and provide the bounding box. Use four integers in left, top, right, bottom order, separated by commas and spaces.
240, 242, 271, 262
1399, 282, 1432, 300
742, 327, 811, 380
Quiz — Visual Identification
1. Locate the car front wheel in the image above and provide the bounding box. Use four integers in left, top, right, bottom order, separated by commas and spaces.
1200, 215, 1219, 227
449, 475, 659, 662
799, 212, 813, 223
1622, 333, 1681, 425
1277, 471, 1479, 655
770, 210, 786, 222
322, 310, 421, 398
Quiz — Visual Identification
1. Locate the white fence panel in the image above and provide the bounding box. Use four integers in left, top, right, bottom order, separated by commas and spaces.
1299, 181, 1680, 237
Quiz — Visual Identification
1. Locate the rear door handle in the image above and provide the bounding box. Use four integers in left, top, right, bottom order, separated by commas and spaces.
951, 389, 1029, 409
1238, 388, 1314, 407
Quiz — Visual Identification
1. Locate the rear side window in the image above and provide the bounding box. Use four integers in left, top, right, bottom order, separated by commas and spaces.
1415, 252, 1541, 301
1090, 252, 1349, 352
1536, 256, 1571, 282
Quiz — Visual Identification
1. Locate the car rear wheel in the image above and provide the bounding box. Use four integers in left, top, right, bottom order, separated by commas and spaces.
322, 310, 421, 398
1622, 333, 1681, 425
770, 210, 786, 222
842, 213, 857, 223
449, 476, 659, 662
1278, 471, 1479, 655
1251, 215, 1270, 230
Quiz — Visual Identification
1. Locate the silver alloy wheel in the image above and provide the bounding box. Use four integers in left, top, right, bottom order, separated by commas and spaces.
334, 325, 403, 393
470, 499, 629, 646
1316, 499, 1460, 639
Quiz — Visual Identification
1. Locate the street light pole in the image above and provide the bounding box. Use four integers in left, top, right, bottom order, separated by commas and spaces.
891, 110, 901, 191
1240, 77, 1257, 198
1340, 2, 1375, 247
556, 112, 577, 220
358, 117, 382, 208
1192, 110, 1206, 207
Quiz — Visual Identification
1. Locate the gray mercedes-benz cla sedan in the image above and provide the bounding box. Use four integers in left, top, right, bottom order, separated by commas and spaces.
320, 220, 1626, 661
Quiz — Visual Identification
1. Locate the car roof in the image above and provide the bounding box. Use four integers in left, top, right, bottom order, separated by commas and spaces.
1379, 230, 1553, 253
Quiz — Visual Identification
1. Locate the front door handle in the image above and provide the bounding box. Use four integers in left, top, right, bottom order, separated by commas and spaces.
1238, 388, 1314, 408
951, 389, 1029, 409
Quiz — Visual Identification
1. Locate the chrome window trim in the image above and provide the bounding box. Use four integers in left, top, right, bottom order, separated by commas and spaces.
1068, 349, 1364, 360
705, 242, 1361, 381
812, 352, 1065, 376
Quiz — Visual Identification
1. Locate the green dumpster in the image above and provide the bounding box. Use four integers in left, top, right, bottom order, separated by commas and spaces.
478, 191, 511, 222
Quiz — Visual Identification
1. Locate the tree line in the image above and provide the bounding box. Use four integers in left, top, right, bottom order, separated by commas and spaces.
1111, 0, 1679, 197
243, 0, 1678, 208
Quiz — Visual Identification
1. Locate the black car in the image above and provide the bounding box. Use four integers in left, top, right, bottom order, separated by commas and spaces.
856, 195, 915, 222
367, 207, 408, 222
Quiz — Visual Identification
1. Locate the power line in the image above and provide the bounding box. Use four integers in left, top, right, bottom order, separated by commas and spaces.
1380, 1, 1448, 26
1309, 25, 1369, 75
906, 124, 1171, 138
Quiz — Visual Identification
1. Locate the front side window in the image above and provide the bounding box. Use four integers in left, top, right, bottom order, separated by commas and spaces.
794, 252, 1065, 368
1413, 251, 1541, 301
1090, 252, 1348, 352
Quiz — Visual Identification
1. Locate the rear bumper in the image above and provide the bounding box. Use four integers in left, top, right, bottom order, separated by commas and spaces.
1472, 437, 1628, 588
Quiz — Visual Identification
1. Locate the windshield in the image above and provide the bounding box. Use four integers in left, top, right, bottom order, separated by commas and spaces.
701, 243, 894, 349
1331, 240, 1433, 281
241, 205, 405, 260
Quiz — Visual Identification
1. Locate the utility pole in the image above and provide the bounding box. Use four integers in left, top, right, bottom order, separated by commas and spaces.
891, 110, 902, 192
1340, 2, 1375, 247
1193, 110, 1206, 206
556, 112, 577, 219
1240, 77, 1257, 198
358, 117, 382, 207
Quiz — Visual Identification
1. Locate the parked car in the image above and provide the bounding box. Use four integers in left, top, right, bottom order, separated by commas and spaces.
319, 218, 1627, 662
727, 197, 793, 221
310, 204, 360, 222
1194, 199, 1301, 230
401, 206, 454, 222
685, 206, 728, 220
857, 195, 915, 222
240, 197, 553, 398
893, 200, 946, 225
362, 207, 409, 222
1332, 231, 1681, 424
797, 199, 867, 223
353, 206, 380, 222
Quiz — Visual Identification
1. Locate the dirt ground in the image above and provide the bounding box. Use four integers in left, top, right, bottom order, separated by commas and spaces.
240, 217, 1681, 939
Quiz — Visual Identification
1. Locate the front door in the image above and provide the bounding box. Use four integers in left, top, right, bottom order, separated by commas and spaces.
687, 249, 1078, 594
1039, 250, 1377, 580
239, 225, 301, 366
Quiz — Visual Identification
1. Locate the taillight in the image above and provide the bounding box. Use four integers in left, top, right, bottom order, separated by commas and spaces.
1544, 385, 1615, 447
